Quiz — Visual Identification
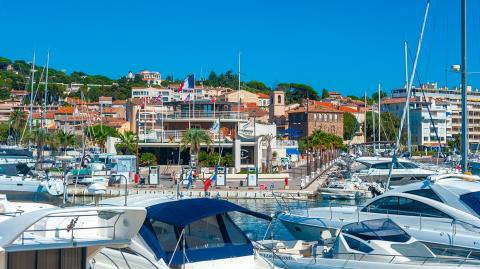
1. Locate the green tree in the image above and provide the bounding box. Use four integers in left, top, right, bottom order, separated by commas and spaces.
372, 90, 387, 103
365, 112, 400, 142
343, 112, 360, 140
8, 109, 27, 145
116, 131, 137, 155
180, 129, 212, 169
0, 123, 9, 143
277, 83, 320, 104
321, 89, 330, 99
30, 128, 49, 166
85, 125, 118, 151
139, 152, 157, 166
246, 80, 270, 93
56, 130, 76, 155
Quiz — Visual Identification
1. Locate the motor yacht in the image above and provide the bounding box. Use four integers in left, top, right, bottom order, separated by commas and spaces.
353, 156, 441, 185
278, 191, 480, 252
257, 218, 480, 268
93, 195, 278, 269
0, 204, 146, 269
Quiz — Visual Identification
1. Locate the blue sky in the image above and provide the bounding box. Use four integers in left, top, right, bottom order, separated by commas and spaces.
0, 0, 478, 96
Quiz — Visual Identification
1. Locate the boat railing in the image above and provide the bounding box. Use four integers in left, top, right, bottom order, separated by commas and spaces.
319, 204, 480, 236
12, 210, 125, 247
325, 252, 480, 266
0, 210, 24, 217
271, 192, 313, 216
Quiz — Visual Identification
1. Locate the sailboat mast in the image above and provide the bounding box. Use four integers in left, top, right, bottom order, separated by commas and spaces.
29, 52, 36, 148
461, 0, 468, 173
372, 104, 376, 152
405, 42, 412, 154
364, 92, 367, 150
43, 52, 49, 129
378, 84, 381, 144
238, 51, 241, 119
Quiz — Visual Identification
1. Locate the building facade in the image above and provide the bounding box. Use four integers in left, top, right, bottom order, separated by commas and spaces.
288, 105, 344, 139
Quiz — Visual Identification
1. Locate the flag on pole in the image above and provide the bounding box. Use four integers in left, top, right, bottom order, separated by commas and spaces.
210, 119, 220, 133
203, 166, 219, 191
183, 93, 191, 103
185, 170, 193, 189
179, 75, 194, 92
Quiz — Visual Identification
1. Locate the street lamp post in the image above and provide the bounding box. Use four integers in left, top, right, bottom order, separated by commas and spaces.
253, 112, 258, 183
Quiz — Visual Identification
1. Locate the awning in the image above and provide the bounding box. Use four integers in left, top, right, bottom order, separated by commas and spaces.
146, 198, 271, 228
286, 148, 300, 155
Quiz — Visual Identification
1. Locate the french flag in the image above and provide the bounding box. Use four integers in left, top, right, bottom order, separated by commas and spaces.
178, 74, 194, 92
203, 166, 218, 191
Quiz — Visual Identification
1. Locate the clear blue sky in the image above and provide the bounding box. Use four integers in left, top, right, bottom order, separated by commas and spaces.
1, 0, 479, 96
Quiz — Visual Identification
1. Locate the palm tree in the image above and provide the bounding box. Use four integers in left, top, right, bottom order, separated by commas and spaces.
30, 128, 48, 168
8, 109, 26, 145
259, 134, 275, 173
180, 129, 212, 169
117, 131, 137, 155
57, 130, 76, 156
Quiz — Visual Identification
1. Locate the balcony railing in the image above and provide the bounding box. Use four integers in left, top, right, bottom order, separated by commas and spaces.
276, 140, 298, 148
138, 130, 232, 143
154, 111, 248, 121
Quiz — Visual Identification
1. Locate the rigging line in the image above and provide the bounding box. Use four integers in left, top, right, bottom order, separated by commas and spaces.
408, 46, 445, 155
386, 0, 430, 190
20, 63, 46, 142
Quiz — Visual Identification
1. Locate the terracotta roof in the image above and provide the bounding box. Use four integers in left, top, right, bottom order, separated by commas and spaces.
242, 107, 269, 117
313, 101, 336, 108
99, 96, 112, 101
245, 102, 258, 108
56, 106, 75, 114
289, 105, 341, 114
32, 112, 55, 119
10, 90, 28, 95
113, 100, 126, 105
256, 93, 269, 98
329, 91, 341, 95
339, 106, 358, 113
102, 107, 123, 114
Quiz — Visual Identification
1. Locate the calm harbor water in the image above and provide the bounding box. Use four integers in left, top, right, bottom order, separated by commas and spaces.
226, 198, 362, 240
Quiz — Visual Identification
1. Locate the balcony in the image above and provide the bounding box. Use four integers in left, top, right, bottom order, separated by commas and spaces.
154, 111, 248, 121
138, 129, 233, 144
275, 140, 298, 148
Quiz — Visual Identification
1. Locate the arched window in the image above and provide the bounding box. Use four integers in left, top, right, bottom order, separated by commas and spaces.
277, 95, 282, 104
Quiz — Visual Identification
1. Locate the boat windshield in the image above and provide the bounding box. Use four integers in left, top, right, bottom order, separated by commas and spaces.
460, 191, 480, 216
341, 219, 411, 243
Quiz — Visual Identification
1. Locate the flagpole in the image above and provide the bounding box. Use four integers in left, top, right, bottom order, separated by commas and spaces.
238, 51, 241, 119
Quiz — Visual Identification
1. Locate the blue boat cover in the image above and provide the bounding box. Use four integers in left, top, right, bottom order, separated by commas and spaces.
139, 198, 272, 263
146, 198, 271, 228
286, 148, 300, 155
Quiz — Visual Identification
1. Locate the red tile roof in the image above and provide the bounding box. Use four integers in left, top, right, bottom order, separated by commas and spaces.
32, 112, 55, 119
113, 100, 126, 105
256, 93, 269, 98
56, 106, 75, 114
339, 106, 358, 113
10, 90, 28, 95
289, 105, 341, 114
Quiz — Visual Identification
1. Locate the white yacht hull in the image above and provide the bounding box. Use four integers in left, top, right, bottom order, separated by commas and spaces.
259, 251, 480, 269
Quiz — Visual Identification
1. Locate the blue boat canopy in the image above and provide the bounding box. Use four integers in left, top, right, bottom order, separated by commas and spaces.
139, 198, 272, 264
286, 148, 300, 155
146, 198, 271, 228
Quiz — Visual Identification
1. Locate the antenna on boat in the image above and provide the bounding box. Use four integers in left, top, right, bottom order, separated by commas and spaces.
386, 0, 430, 189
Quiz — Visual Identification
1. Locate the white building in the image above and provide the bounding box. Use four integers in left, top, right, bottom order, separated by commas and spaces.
136, 70, 162, 86
381, 96, 451, 149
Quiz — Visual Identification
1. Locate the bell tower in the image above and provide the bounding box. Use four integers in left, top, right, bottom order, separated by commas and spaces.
269, 90, 285, 120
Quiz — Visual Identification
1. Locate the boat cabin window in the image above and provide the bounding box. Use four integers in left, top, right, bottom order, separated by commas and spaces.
460, 191, 480, 216
370, 162, 419, 170
151, 220, 179, 252
405, 188, 443, 203
342, 219, 411, 243
343, 235, 374, 253
185, 215, 225, 249
362, 196, 451, 218
151, 213, 249, 252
